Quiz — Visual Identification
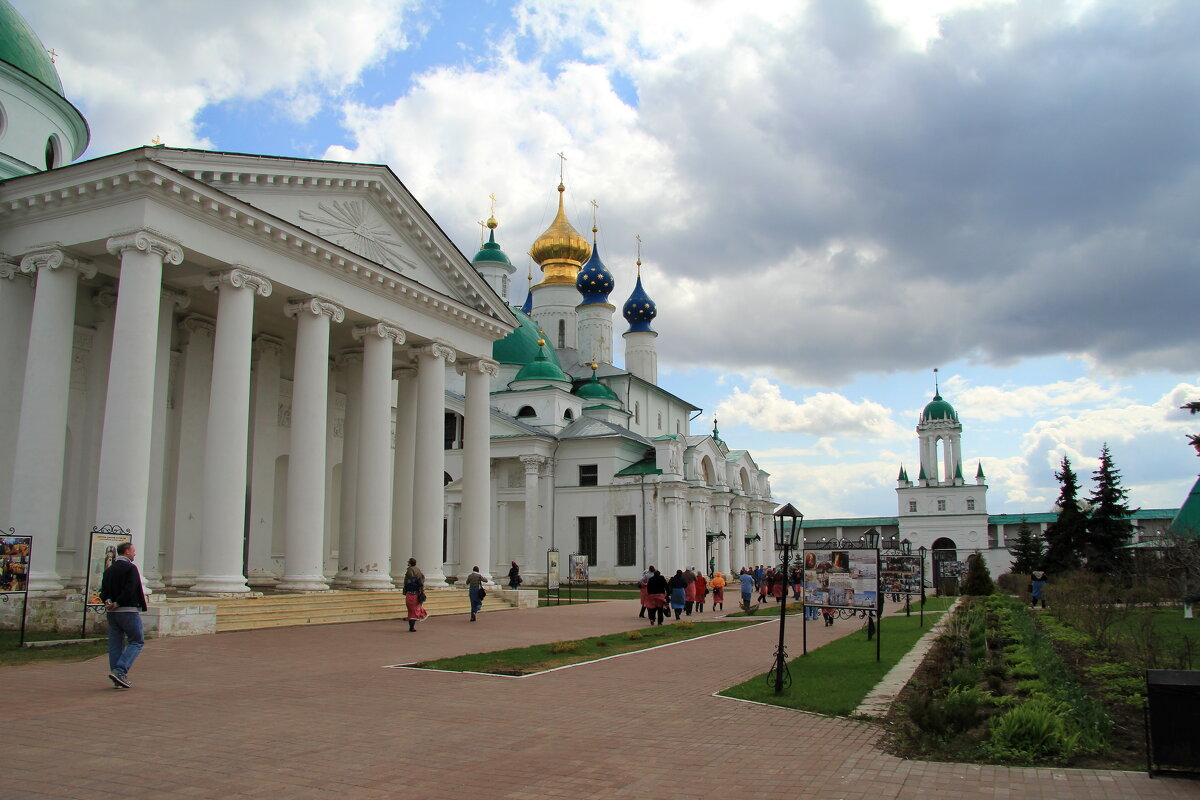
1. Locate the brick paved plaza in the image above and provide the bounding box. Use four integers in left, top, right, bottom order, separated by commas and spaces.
9, 600, 1198, 799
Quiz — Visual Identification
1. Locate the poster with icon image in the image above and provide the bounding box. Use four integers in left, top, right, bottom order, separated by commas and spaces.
0, 535, 32, 594
85, 530, 132, 608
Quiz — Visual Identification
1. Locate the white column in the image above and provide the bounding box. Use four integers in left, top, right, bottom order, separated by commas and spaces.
144, 288, 189, 589
10, 250, 96, 592
390, 365, 417, 584
520, 455, 543, 573
0, 261, 35, 531
412, 342, 455, 586
459, 358, 498, 582
690, 501, 707, 572
351, 322, 405, 589
247, 334, 285, 587
279, 298, 343, 591
166, 315, 214, 586
665, 496, 684, 570
333, 350, 363, 586
96, 231, 183, 579
716, 505, 731, 576
191, 268, 272, 594
729, 505, 745, 573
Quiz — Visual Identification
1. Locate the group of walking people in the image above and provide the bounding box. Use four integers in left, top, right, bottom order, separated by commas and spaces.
638, 566, 718, 624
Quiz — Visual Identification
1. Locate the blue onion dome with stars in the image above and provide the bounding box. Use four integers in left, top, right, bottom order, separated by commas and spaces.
622, 259, 657, 332
576, 224, 615, 305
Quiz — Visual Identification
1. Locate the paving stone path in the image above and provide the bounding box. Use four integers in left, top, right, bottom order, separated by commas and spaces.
8, 600, 1196, 799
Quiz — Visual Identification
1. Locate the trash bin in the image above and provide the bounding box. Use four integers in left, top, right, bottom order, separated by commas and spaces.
1145, 669, 1200, 774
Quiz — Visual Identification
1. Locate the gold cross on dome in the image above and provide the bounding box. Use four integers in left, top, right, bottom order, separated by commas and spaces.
489, 192, 497, 217
477, 219, 488, 245
151, 135, 162, 146
556, 151, 566, 182
47, 48, 58, 64
590, 199, 599, 228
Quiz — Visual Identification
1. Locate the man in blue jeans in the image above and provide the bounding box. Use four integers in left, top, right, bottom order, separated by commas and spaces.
99, 542, 147, 689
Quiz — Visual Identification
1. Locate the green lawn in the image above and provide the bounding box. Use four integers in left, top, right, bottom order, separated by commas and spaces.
0, 630, 107, 668
718, 610, 944, 715
414, 619, 760, 675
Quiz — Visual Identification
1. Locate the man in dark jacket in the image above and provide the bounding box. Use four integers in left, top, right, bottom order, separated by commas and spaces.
99, 542, 147, 689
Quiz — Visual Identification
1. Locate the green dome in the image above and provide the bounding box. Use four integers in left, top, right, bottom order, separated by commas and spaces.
575, 373, 619, 402
922, 393, 958, 422
0, 1, 65, 96
493, 307, 563, 369
513, 344, 570, 384
472, 229, 511, 265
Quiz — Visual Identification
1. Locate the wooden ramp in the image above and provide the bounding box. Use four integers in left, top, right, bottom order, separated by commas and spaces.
157, 589, 519, 633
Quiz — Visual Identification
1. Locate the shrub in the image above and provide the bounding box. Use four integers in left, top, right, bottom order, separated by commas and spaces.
551, 640, 579, 653
987, 699, 1079, 763
949, 666, 980, 689
1010, 661, 1039, 680
627, 631, 644, 641
942, 686, 984, 731
963, 553, 996, 596
1014, 679, 1046, 696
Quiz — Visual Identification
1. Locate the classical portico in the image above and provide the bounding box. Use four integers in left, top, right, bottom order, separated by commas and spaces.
0, 147, 517, 600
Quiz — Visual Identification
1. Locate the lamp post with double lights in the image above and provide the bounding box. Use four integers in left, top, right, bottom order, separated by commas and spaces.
768, 502, 803, 695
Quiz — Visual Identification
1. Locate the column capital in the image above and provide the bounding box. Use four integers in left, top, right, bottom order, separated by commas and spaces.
253, 334, 287, 359
0, 256, 26, 282
19, 248, 97, 280
285, 295, 345, 323
91, 286, 118, 313
352, 321, 406, 345
105, 229, 184, 265
179, 313, 216, 339
392, 365, 417, 380
203, 266, 272, 297
413, 341, 456, 364
161, 287, 190, 310
456, 357, 499, 378
520, 454, 546, 472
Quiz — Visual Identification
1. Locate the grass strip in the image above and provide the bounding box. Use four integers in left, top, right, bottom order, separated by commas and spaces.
0, 630, 107, 668
718, 610, 944, 715
413, 620, 758, 675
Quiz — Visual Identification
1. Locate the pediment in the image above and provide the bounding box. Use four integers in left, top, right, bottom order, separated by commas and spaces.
145, 150, 511, 320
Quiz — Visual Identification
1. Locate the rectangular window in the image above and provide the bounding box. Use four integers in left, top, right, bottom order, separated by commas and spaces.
617, 515, 637, 566
966, 498, 976, 511
579, 464, 598, 486
937, 499, 946, 511
579, 517, 598, 566
908, 500, 917, 513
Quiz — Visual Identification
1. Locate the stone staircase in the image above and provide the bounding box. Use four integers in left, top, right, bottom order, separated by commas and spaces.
156, 589, 520, 633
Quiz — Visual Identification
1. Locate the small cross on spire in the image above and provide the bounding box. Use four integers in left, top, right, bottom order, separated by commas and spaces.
47, 48, 58, 64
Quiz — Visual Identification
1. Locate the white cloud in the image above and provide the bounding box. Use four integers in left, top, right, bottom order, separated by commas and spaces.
716, 378, 907, 439
940, 375, 1128, 421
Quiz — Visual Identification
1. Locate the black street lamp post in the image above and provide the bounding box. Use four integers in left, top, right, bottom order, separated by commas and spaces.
768, 502, 803, 696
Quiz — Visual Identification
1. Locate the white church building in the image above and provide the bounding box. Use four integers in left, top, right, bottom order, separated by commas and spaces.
0, 2, 774, 621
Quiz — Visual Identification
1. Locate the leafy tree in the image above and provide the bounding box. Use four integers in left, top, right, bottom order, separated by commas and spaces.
1085, 444, 1135, 573
1009, 518, 1044, 575
1042, 456, 1089, 574
962, 552, 995, 596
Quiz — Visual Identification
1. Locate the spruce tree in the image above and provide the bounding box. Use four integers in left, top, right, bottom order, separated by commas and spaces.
1042, 456, 1089, 574
962, 552, 995, 596
1086, 443, 1135, 573
1009, 518, 1044, 575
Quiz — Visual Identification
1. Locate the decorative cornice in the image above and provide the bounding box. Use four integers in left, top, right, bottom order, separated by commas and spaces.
352, 321, 406, 345
520, 454, 546, 471
414, 341, 456, 364
19, 248, 97, 280
457, 357, 500, 378
179, 314, 217, 338
203, 266, 272, 297
285, 295, 346, 323
161, 287, 190, 310
105, 229, 184, 265
0, 161, 515, 340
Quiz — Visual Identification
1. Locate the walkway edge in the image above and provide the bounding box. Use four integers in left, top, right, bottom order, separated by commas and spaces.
854, 598, 963, 717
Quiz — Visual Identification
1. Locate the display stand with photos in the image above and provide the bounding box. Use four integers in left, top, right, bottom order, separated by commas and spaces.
82, 524, 132, 639
0, 529, 33, 647
878, 540, 928, 627
545, 549, 561, 606
799, 531, 883, 661
567, 553, 590, 604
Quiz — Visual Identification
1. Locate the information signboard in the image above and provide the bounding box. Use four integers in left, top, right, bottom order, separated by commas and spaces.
547, 549, 560, 591
570, 554, 589, 583
85, 529, 132, 608
880, 554, 922, 597
801, 548, 878, 611
0, 535, 31, 594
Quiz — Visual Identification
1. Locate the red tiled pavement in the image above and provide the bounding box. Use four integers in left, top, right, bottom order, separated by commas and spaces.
7, 600, 1197, 799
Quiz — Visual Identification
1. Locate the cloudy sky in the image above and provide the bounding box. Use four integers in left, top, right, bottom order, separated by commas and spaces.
18, 0, 1200, 518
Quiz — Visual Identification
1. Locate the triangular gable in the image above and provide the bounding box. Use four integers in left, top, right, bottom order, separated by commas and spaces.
145, 148, 512, 321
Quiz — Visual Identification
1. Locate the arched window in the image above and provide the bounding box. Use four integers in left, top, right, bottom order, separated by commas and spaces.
45, 134, 61, 170
634, 401, 640, 423
563, 409, 574, 421
657, 411, 662, 429
557, 319, 565, 349
517, 405, 536, 418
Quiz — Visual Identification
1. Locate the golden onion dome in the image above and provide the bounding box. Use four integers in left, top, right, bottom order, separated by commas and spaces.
529, 183, 591, 286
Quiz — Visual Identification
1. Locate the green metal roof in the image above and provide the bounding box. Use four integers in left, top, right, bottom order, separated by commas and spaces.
574, 373, 619, 402
922, 394, 958, 422
801, 517, 900, 528
0, 1, 64, 95
615, 458, 662, 477
1170, 476, 1200, 538
471, 228, 511, 265
493, 307, 563, 369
